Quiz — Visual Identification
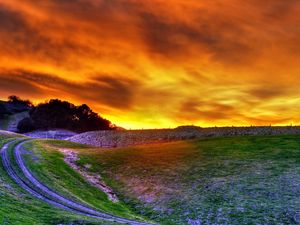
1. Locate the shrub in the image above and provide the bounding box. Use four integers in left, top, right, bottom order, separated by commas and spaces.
17, 118, 36, 133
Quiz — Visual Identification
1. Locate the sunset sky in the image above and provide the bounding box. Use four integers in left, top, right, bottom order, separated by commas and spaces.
1, 0, 300, 129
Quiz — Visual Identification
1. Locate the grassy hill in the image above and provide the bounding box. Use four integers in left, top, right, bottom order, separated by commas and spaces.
41, 135, 300, 224
2, 133, 300, 224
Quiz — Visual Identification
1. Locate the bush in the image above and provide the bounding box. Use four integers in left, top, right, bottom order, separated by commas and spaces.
17, 118, 36, 133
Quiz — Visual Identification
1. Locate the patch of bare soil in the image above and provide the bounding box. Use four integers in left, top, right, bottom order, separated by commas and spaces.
59, 148, 119, 202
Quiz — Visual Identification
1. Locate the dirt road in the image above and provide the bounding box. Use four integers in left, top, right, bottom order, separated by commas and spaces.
1, 139, 153, 225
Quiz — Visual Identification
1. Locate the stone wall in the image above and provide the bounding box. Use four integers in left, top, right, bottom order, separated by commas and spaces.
68, 126, 300, 148
25, 130, 77, 140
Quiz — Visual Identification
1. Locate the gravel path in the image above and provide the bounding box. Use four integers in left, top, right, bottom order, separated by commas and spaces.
1, 139, 153, 225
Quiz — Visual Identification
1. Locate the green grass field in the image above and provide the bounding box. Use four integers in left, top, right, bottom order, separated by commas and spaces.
2, 133, 300, 224
40, 135, 300, 224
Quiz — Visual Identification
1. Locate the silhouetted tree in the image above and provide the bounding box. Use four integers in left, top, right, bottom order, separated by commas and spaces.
8, 95, 33, 108
18, 99, 112, 133
72, 104, 111, 132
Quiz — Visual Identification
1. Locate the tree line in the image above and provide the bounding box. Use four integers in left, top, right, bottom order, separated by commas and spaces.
0, 96, 114, 133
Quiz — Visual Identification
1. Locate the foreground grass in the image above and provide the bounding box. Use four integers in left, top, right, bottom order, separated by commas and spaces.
0, 134, 119, 224
48, 135, 300, 225
22, 140, 146, 222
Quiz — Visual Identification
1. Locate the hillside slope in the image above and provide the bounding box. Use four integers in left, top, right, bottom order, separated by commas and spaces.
62, 135, 300, 224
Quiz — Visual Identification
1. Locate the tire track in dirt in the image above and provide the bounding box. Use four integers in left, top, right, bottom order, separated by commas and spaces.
1, 140, 153, 225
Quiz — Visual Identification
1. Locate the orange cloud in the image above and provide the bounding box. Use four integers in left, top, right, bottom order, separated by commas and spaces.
1, 0, 300, 128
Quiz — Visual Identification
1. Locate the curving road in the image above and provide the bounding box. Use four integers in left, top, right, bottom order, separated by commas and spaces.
1, 139, 153, 225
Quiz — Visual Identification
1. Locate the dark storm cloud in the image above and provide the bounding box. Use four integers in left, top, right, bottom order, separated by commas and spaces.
0, 70, 138, 109
0, 1, 257, 65
1, 0, 300, 66
248, 88, 282, 100
137, 9, 257, 64
0, 0, 291, 67
91, 76, 139, 108
0, 74, 43, 96
0, 7, 26, 31
0, 4, 97, 67
247, 85, 291, 100
177, 99, 239, 121
138, 12, 213, 53
250, 0, 300, 19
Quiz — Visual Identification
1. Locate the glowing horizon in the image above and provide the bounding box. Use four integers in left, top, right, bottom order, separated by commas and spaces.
1, 0, 300, 129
